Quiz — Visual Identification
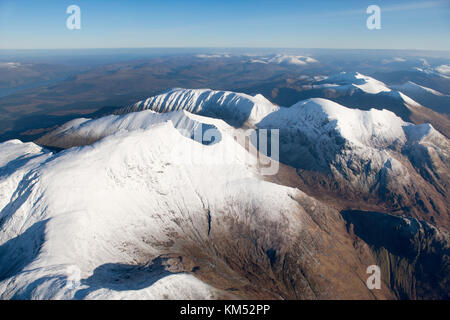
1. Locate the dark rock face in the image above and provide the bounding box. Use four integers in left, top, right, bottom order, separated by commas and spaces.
342, 210, 450, 299
165, 195, 394, 300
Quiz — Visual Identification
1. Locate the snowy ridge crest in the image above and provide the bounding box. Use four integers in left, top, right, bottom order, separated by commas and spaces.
118, 88, 279, 127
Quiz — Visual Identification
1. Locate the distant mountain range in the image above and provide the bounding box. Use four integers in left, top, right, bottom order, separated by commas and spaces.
278, 72, 450, 137
1, 53, 449, 142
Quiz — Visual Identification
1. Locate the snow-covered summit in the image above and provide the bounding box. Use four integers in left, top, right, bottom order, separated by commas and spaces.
36, 109, 233, 149
41, 86, 445, 155
248, 54, 318, 65
0, 139, 47, 167
1, 84, 449, 299
318, 72, 391, 94
390, 81, 450, 115
257, 96, 448, 216
266, 54, 318, 66
118, 88, 279, 128
394, 81, 445, 96
259, 97, 412, 148
414, 65, 450, 79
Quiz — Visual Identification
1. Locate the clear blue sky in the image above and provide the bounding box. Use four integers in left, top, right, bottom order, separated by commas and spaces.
0, 0, 449, 50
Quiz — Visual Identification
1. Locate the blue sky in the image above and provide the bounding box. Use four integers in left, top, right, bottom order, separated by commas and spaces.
0, 0, 449, 50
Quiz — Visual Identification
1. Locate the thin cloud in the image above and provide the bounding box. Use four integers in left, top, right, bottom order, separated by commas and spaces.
382, 1, 449, 12
310, 0, 449, 19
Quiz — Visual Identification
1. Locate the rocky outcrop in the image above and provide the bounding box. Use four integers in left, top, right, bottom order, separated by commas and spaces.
342, 210, 449, 299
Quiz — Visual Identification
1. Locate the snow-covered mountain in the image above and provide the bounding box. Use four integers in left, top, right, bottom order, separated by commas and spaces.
247, 54, 319, 66
394, 81, 444, 96
37, 89, 449, 227
1, 85, 449, 300
265, 54, 319, 66
392, 81, 450, 115
292, 72, 450, 137
0, 118, 395, 300
315, 72, 391, 94
414, 65, 450, 79
258, 98, 449, 226
36, 109, 232, 149
118, 88, 279, 128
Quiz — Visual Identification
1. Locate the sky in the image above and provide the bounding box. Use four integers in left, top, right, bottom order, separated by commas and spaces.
0, 0, 449, 50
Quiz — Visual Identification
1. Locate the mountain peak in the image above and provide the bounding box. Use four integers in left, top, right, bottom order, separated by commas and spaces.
322, 72, 391, 94
260, 97, 406, 148
118, 88, 279, 127
397, 81, 445, 96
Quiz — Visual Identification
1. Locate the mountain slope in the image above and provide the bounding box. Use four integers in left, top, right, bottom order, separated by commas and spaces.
316, 72, 391, 94
284, 72, 450, 137
392, 81, 450, 115
1, 120, 398, 300
2, 87, 449, 299
258, 98, 449, 228
35, 109, 232, 149
117, 88, 279, 128
37, 90, 450, 228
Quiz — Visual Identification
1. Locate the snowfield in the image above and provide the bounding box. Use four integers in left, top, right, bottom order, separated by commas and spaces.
393, 81, 445, 96
38, 87, 449, 211
119, 88, 279, 128
265, 54, 319, 66
316, 72, 391, 94
0, 121, 307, 299
36, 109, 234, 149
1, 82, 449, 300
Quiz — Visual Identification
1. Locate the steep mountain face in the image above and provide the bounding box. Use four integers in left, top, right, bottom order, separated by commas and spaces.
3, 85, 449, 300
1, 121, 393, 300
258, 98, 449, 228
54, 88, 448, 228
280, 72, 450, 137
342, 210, 449, 300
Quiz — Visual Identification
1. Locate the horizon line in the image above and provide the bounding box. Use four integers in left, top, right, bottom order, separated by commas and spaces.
1, 47, 450, 53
